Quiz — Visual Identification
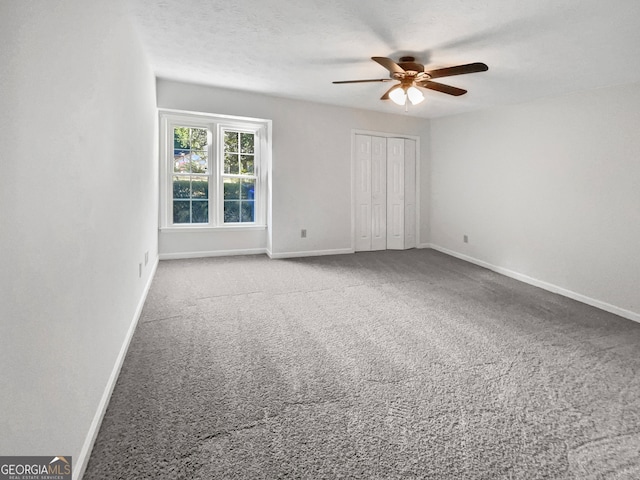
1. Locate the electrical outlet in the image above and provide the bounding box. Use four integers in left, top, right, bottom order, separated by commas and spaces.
463, 235, 468, 243
301, 229, 307, 238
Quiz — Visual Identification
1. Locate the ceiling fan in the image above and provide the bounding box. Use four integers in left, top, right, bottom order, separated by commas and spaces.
333, 56, 488, 107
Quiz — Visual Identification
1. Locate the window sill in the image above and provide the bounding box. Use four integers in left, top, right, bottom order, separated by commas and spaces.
160, 224, 267, 234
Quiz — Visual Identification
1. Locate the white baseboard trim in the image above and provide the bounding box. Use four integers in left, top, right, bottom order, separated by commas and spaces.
427, 244, 640, 324
268, 247, 354, 259
159, 248, 268, 260
74, 256, 159, 480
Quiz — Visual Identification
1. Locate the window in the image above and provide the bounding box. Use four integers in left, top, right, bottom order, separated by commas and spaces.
222, 129, 256, 223
173, 126, 210, 224
160, 111, 269, 229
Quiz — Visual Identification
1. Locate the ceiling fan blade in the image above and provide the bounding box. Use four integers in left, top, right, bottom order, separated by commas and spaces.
426, 62, 488, 79
418, 80, 467, 96
372, 56, 405, 74
332, 79, 392, 84
380, 84, 399, 100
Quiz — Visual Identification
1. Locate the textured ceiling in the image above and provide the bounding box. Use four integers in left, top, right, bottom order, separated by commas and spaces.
127, 0, 640, 118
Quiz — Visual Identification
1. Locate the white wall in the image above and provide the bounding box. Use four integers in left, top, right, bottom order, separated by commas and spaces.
0, 1, 158, 476
157, 79, 431, 258
430, 82, 640, 320
159, 228, 268, 259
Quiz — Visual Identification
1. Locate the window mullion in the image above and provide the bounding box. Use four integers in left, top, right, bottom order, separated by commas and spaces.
208, 127, 214, 226
217, 123, 224, 225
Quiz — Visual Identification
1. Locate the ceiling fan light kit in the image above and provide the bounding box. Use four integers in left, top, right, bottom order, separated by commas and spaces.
388, 84, 424, 106
333, 55, 488, 109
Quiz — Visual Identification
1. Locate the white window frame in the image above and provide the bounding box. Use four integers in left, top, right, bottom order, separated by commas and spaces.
159, 109, 270, 230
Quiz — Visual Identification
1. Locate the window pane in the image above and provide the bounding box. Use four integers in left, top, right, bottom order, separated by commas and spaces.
174, 127, 191, 149
224, 153, 239, 174
190, 128, 208, 149
192, 200, 208, 223
174, 127, 208, 173
173, 200, 191, 224
241, 179, 255, 199
224, 131, 238, 153
224, 178, 240, 199
173, 176, 191, 199
174, 150, 191, 172
240, 155, 254, 174
191, 151, 208, 173
240, 133, 254, 154
240, 200, 255, 222
224, 201, 240, 223
174, 126, 207, 149
191, 178, 208, 198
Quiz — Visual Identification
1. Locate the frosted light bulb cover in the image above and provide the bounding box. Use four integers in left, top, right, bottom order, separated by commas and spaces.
389, 87, 407, 105
407, 86, 424, 105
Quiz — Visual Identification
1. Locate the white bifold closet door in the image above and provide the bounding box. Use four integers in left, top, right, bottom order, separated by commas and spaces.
355, 134, 416, 252
355, 135, 387, 251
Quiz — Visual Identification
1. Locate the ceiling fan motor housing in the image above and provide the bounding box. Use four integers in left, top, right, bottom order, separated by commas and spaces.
398, 56, 423, 72
394, 56, 430, 81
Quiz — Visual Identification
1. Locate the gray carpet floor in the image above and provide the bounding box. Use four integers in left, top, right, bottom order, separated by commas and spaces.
84, 249, 640, 479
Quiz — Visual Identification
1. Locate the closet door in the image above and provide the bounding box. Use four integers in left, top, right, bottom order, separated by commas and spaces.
403, 139, 417, 249
386, 138, 405, 250
386, 138, 416, 250
355, 135, 387, 252
370, 136, 387, 250
354, 134, 372, 251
